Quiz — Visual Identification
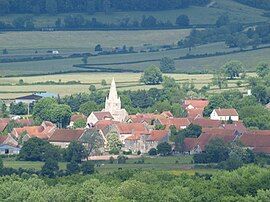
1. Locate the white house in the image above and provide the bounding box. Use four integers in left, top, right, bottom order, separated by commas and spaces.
210, 108, 239, 122
87, 111, 113, 127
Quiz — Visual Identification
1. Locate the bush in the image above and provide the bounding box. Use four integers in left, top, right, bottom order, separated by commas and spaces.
109, 156, 115, 164
117, 155, 127, 164
67, 161, 80, 174
148, 148, 157, 156
81, 161, 95, 175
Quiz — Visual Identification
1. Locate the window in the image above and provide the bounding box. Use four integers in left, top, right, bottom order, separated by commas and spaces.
5, 149, 9, 154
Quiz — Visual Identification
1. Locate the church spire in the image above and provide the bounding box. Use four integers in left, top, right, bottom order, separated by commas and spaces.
108, 77, 118, 100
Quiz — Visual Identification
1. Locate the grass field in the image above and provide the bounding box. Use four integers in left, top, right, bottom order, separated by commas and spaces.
3, 155, 217, 175
0, 29, 189, 54
0, 0, 267, 28
0, 72, 253, 99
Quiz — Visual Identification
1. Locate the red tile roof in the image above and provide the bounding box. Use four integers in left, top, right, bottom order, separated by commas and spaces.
158, 118, 190, 130
214, 108, 238, 116
115, 123, 148, 134
16, 119, 34, 126
184, 128, 237, 151
49, 129, 84, 142
0, 136, 8, 144
187, 108, 204, 119
191, 118, 222, 128
161, 111, 174, 118
184, 99, 209, 109
93, 111, 113, 121
240, 131, 270, 151
128, 113, 162, 124
12, 122, 56, 140
147, 130, 169, 141
221, 122, 247, 133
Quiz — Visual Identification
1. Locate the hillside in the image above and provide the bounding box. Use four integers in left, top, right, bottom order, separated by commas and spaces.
0, 0, 268, 29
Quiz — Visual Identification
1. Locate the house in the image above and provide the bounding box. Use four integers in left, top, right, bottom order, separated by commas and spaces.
128, 111, 173, 125
220, 122, 247, 134
114, 122, 149, 143
190, 117, 222, 128
34, 92, 57, 98
87, 111, 113, 127
11, 121, 56, 142
183, 99, 209, 119
184, 128, 239, 154
210, 108, 239, 121
49, 129, 85, 148
14, 94, 43, 105
240, 130, 270, 154
155, 117, 190, 130
69, 114, 87, 128
0, 134, 18, 147
124, 130, 169, 153
0, 144, 20, 155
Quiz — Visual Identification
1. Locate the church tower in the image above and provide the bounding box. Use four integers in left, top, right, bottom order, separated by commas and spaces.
105, 78, 121, 112
103, 78, 128, 122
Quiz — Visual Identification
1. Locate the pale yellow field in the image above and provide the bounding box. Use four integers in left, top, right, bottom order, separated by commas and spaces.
0, 72, 253, 99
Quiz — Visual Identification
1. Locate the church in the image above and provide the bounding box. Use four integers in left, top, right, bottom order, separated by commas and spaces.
87, 78, 128, 126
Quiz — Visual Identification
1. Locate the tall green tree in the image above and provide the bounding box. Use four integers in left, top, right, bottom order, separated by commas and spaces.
222, 60, 244, 79
65, 141, 88, 163
140, 65, 163, 85
256, 62, 270, 78
160, 57, 175, 73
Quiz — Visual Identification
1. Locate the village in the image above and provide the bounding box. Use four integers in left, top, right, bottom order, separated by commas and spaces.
1, 78, 269, 159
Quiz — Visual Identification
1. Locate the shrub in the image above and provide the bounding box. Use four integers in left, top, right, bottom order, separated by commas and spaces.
148, 148, 157, 156
81, 161, 95, 175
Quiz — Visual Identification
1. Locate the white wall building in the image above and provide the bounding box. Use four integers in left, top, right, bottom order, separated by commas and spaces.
210, 108, 239, 122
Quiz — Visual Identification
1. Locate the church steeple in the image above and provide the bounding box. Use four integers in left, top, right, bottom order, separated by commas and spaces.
105, 78, 121, 112
108, 78, 118, 100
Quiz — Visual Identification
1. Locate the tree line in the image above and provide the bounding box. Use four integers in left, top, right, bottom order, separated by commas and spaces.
1, 164, 270, 201
233, 0, 270, 10
0, 0, 209, 15
179, 14, 270, 50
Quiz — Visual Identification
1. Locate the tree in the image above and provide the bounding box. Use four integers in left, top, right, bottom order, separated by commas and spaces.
49, 104, 72, 128
212, 71, 228, 89
162, 76, 178, 89
89, 84, 97, 92
0, 0, 10, 15
157, 142, 172, 156
82, 56, 88, 65
222, 60, 244, 79
101, 79, 107, 86
86, 0, 95, 15
117, 155, 127, 164
216, 14, 229, 27
66, 161, 80, 174
2, 48, 8, 54
171, 103, 187, 118
205, 138, 230, 163
140, 65, 163, 85
18, 138, 55, 161
0, 156, 3, 174
148, 148, 157, 156
95, 44, 102, 52
79, 101, 99, 116
73, 119, 86, 129
176, 15, 190, 27
65, 141, 88, 163
45, 0, 57, 15
160, 57, 175, 73
9, 102, 28, 115
81, 161, 95, 175
236, 33, 249, 50
220, 152, 243, 171
41, 158, 59, 178
256, 62, 270, 77
107, 132, 122, 154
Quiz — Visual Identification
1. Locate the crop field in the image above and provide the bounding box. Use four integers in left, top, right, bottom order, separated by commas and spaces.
0, 29, 189, 54
0, 72, 253, 99
1, 41, 269, 77
0, 0, 267, 28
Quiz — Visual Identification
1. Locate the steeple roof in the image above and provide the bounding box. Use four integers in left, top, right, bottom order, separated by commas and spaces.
108, 78, 118, 100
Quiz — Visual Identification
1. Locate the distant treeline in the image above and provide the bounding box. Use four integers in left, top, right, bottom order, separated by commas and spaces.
233, 0, 270, 10
0, 0, 210, 15
180, 14, 270, 49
